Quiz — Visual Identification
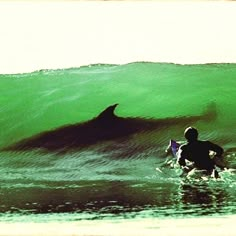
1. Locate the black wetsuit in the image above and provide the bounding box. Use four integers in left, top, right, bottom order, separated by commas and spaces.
178, 140, 224, 172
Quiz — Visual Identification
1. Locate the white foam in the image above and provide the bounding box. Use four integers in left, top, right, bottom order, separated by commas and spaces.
0, 215, 235, 236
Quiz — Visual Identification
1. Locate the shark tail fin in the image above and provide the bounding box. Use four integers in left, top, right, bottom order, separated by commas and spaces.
202, 102, 217, 122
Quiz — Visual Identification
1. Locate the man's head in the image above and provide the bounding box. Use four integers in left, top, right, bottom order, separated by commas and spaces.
184, 127, 198, 142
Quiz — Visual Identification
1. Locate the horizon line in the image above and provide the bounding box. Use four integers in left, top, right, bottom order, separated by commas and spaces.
1, 61, 236, 76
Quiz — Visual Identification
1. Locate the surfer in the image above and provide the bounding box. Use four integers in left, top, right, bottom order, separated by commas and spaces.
177, 127, 224, 178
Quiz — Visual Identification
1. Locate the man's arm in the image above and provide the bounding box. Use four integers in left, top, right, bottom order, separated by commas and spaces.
177, 145, 192, 172
207, 141, 226, 169
177, 146, 187, 167
207, 141, 224, 157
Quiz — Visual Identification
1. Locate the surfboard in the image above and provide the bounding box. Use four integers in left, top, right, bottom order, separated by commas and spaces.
156, 140, 181, 172
167, 139, 181, 157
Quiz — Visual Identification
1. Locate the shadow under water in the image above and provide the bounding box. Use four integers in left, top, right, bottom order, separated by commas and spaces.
0, 178, 235, 220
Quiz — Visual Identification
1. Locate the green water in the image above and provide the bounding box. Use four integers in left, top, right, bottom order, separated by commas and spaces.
0, 62, 235, 223
0, 63, 236, 147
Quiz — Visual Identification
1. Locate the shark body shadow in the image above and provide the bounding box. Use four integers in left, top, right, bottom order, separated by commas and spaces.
2, 103, 217, 153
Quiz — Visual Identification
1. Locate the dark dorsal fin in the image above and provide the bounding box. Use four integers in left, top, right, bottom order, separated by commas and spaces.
97, 104, 119, 120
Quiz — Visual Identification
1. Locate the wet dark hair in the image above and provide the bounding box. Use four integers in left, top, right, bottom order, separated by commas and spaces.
184, 127, 198, 141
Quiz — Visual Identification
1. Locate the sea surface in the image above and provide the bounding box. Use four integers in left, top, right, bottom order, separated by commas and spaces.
0, 62, 235, 235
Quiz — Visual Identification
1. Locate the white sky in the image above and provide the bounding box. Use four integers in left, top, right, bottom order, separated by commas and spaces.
0, 1, 236, 74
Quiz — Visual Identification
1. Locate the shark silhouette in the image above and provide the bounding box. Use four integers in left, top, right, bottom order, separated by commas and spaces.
3, 103, 217, 152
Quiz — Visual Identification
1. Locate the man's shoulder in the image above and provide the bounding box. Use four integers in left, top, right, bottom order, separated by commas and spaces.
198, 140, 212, 145
179, 140, 209, 149
179, 143, 188, 150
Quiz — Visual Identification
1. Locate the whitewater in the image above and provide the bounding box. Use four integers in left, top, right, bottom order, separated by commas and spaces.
0, 62, 235, 235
